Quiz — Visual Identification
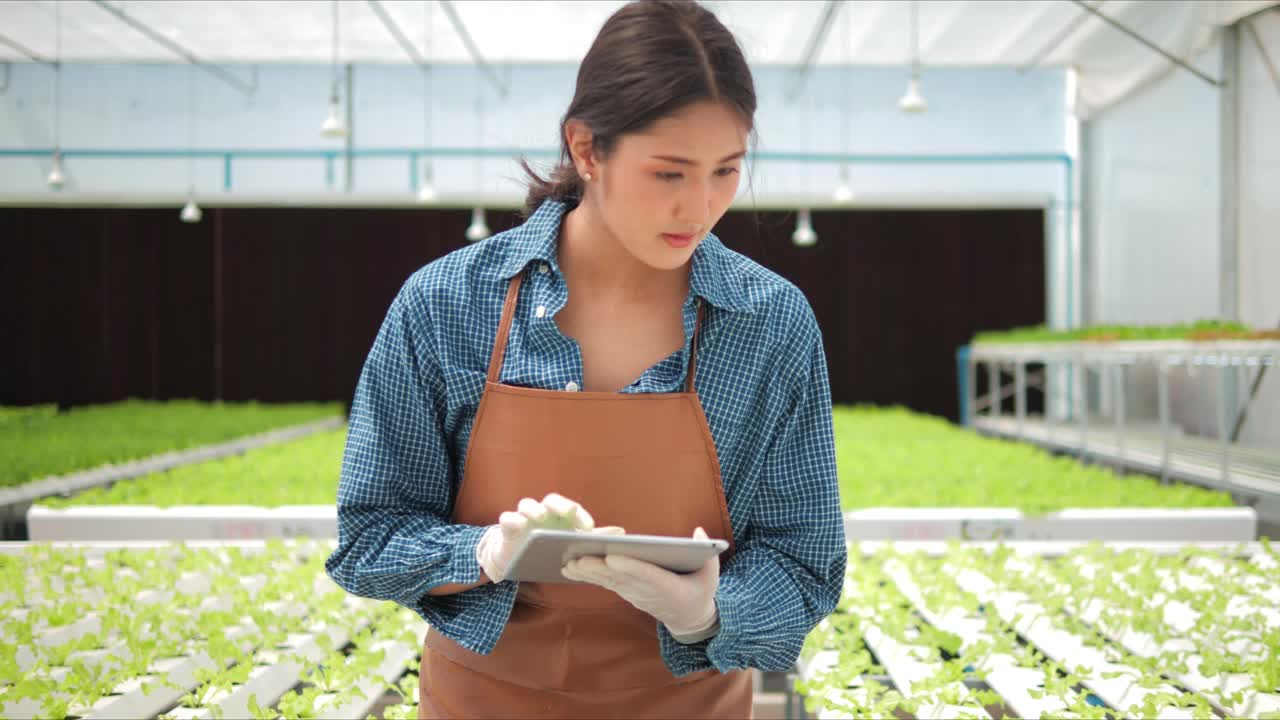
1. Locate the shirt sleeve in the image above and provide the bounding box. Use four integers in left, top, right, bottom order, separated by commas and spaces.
324, 273, 517, 653
657, 312, 847, 674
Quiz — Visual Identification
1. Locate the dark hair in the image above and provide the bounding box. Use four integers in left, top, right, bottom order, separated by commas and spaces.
520, 0, 757, 217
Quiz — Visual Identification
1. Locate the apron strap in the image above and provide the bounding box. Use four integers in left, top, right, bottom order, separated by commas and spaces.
488, 274, 524, 384
685, 300, 704, 394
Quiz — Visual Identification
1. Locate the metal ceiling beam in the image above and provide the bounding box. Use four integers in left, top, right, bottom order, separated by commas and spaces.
0, 32, 55, 66
786, 0, 842, 102
993, 1, 1074, 66
367, 0, 427, 68
845, 1, 889, 62
908, 0, 969, 60
438, 0, 508, 98
88, 0, 256, 96
1019, 0, 1107, 73
1067, 0, 1223, 87
1246, 16, 1280, 94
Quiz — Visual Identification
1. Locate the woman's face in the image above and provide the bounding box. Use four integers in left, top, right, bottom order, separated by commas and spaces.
585, 101, 748, 272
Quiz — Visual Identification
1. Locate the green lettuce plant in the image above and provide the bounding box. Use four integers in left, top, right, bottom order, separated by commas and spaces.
2, 399, 342, 490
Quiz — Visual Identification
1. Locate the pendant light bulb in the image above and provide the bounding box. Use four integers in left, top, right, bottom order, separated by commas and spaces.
321, 0, 347, 138
465, 207, 490, 242
791, 208, 817, 248
900, 1, 927, 114
899, 75, 928, 114
832, 166, 854, 204
320, 94, 348, 138
416, 161, 437, 203
46, 150, 66, 189
180, 193, 203, 223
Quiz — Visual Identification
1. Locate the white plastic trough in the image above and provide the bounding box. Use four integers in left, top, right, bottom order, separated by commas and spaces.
842, 507, 1256, 542
26, 505, 337, 541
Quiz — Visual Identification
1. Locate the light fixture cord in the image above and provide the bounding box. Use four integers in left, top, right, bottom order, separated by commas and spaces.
910, 0, 920, 78
188, 63, 196, 191
54, 0, 61, 150
475, 93, 483, 194
423, 0, 432, 180
841, 0, 850, 176
331, 0, 340, 101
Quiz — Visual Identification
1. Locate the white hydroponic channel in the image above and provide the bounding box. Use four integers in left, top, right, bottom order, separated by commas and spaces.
797, 540, 1280, 720
0, 539, 422, 720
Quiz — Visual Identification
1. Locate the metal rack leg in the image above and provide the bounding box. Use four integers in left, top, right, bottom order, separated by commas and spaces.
1016, 360, 1027, 438
1045, 360, 1055, 443
1159, 363, 1172, 484
1114, 363, 1126, 465
1080, 363, 1090, 463
785, 672, 798, 720
1218, 359, 1231, 487
966, 353, 977, 426
989, 362, 1001, 419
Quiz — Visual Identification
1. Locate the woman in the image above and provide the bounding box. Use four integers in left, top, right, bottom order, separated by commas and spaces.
325, 1, 846, 717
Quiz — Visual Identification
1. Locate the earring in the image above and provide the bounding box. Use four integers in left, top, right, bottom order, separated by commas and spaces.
583, 172, 593, 181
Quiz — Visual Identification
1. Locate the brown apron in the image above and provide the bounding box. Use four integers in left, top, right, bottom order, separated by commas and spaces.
420, 272, 752, 719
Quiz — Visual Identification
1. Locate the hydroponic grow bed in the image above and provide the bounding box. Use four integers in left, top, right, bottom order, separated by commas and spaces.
795, 540, 1280, 719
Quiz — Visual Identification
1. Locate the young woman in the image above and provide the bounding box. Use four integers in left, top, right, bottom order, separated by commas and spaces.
326, 2, 847, 717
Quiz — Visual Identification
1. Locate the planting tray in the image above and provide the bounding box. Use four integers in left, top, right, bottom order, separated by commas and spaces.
793, 540, 1280, 720
0, 417, 344, 537
0, 539, 425, 720
26, 505, 338, 541
842, 507, 1257, 542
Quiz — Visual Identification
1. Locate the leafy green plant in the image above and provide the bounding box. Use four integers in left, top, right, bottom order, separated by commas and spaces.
1, 399, 342, 490
797, 542, 1278, 718
42, 429, 345, 508
972, 319, 1272, 344
1, 539, 422, 720
834, 405, 1234, 512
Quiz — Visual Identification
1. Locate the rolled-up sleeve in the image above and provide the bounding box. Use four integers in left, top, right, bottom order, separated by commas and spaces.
658, 313, 847, 674
324, 273, 516, 653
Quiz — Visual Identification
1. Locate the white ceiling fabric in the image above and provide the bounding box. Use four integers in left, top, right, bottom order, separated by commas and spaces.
1, 0, 1276, 116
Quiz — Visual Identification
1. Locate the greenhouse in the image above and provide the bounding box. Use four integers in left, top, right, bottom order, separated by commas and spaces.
2, 1, 1277, 718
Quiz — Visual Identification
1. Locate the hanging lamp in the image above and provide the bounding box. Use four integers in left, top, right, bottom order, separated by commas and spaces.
833, 2, 854, 203
465, 207, 490, 242
898, 0, 928, 114
47, 1, 65, 189
417, 0, 437, 202
180, 63, 202, 223
791, 209, 817, 248
320, 0, 348, 138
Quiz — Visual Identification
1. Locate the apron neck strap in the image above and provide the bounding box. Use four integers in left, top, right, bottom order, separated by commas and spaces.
488, 274, 524, 384
487, 272, 705, 393
686, 300, 704, 393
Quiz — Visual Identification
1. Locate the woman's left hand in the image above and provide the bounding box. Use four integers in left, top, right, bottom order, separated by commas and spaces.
561, 527, 720, 643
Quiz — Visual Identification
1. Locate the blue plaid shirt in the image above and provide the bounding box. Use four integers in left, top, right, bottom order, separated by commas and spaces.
325, 199, 846, 676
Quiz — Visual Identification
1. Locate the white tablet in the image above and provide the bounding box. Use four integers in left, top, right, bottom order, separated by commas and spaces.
505, 529, 730, 584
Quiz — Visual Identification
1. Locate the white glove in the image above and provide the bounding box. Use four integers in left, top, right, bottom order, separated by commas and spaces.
476, 493, 595, 583
560, 527, 720, 644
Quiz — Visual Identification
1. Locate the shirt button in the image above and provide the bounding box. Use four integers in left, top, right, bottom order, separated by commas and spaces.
565, 381, 580, 392
535, 305, 547, 318
538, 263, 550, 274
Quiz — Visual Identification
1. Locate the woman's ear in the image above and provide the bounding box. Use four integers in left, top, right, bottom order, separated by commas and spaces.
565, 119, 597, 178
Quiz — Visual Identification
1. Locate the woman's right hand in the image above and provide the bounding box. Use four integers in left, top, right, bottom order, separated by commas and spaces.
476, 493, 596, 582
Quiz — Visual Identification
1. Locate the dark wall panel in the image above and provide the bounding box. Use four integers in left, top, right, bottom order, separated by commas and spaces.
2, 206, 1041, 421
714, 208, 1045, 421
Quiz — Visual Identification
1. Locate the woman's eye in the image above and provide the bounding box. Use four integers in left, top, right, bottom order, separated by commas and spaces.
656, 168, 738, 182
